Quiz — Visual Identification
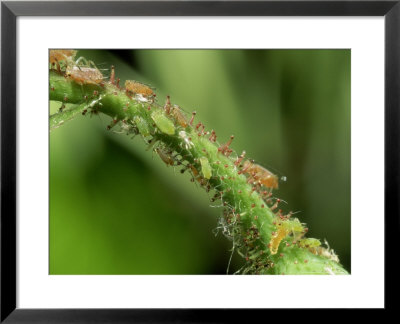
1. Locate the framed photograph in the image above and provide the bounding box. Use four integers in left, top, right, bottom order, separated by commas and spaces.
1, 0, 397, 321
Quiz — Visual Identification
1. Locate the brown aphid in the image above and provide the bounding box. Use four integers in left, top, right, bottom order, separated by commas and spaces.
125, 80, 154, 97
171, 105, 188, 127
155, 148, 174, 166
240, 160, 279, 189
66, 65, 104, 85
49, 49, 77, 72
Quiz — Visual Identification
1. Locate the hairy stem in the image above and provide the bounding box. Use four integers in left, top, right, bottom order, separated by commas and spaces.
50, 69, 348, 275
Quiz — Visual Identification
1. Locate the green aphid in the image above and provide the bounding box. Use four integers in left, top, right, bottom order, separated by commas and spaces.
199, 157, 212, 179
133, 116, 150, 137
151, 110, 175, 135
298, 238, 321, 249
280, 218, 304, 233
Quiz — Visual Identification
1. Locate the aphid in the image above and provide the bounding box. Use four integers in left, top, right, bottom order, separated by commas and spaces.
133, 116, 150, 137
268, 218, 305, 255
298, 238, 321, 249
269, 226, 289, 255
309, 240, 340, 263
171, 105, 188, 128
118, 119, 138, 136
151, 110, 175, 135
240, 160, 279, 189
125, 80, 154, 97
65, 65, 104, 85
199, 157, 212, 179
155, 148, 174, 166
320, 248, 340, 263
49, 49, 77, 72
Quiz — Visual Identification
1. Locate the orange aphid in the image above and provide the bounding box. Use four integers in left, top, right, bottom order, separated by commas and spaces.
125, 80, 154, 97
240, 160, 279, 189
66, 65, 104, 85
269, 227, 289, 255
49, 49, 77, 65
171, 105, 188, 128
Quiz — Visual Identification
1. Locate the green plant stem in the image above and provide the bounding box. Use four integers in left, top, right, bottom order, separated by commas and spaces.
49, 70, 348, 275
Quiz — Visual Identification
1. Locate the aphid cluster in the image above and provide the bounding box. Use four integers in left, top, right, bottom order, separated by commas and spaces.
51, 52, 342, 274
50, 49, 105, 87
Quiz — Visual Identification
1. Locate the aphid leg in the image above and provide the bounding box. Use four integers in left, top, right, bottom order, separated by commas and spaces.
75, 57, 98, 69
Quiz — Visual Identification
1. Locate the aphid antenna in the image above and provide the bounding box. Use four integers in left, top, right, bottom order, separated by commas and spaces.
75, 57, 97, 69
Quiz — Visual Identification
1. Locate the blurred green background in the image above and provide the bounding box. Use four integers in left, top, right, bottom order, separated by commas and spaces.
50, 49, 350, 274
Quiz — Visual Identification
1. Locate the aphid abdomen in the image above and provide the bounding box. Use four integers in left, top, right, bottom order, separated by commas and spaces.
151, 111, 175, 135
298, 238, 321, 249
260, 173, 279, 189
125, 80, 154, 97
242, 161, 279, 189
171, 105, 188, 128
66, 66, 103, 85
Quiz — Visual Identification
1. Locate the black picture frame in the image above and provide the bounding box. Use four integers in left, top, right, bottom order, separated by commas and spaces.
1, 0, 398, 321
